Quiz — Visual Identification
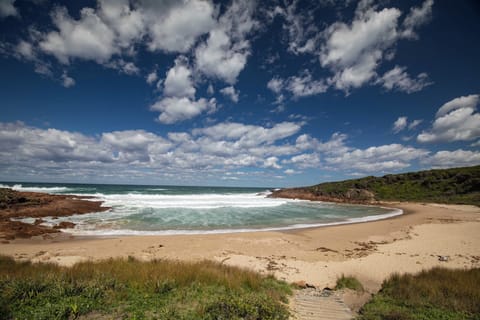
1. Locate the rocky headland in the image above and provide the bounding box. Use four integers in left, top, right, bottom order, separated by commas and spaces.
0, 188, 108, 240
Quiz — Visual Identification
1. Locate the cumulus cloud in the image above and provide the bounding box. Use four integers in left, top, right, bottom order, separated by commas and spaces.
378, 66, 432, 93
150, 96, 217, 124
418, 94, 480, 143
392, 116, 407, 133
163, 57, 196, 98
0, 120, 320, 183
267, 72, 328, 99
325, 143, 429, 172
320, 2, 401, 91
402, 0, 434, 39
264, 156, 282, 169
269, 0, 434, 96
146, 70, 158, 85
283, 153, 321, 169
61, 72, 75, 88
267, 77, 284, 94
142, 0, 215, 53
220, 86, 239, 103
39, 6, 118, 64
274, 0, 320, 54
0, 0, 18, 18
195, 0, 257, 84
422, 149, 480, 168
393, 116, 424, 133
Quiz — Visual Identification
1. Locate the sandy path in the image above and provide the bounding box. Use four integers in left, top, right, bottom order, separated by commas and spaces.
1, 202, 479, 293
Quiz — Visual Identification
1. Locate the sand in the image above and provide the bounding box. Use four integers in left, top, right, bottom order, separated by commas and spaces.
1, 202, 479, 292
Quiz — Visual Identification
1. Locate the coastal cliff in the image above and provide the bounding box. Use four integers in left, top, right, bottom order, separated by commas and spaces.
270, 165, 480, 206
0, 188, 108, 239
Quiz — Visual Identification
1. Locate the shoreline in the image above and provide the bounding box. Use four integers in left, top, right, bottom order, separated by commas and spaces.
1, 201, 479, 293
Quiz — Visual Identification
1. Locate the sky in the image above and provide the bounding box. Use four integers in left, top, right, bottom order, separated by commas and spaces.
0, 0, 479, 187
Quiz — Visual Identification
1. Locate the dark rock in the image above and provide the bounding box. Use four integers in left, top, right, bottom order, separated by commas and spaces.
54, 221, 76, 229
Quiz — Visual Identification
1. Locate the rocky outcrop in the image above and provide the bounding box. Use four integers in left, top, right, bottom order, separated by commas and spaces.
0, 188, 109, 239
269, 188, 376, 204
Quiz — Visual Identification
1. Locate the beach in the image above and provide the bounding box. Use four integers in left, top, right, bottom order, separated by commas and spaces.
2, 201, 479, 293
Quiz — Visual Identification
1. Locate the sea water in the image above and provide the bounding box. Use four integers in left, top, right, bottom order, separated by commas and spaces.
1, 182, 402, 235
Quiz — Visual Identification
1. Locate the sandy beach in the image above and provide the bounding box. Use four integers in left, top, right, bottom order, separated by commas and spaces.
1, 202, 479, 293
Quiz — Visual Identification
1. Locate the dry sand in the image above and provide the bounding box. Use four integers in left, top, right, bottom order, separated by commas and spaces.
1, 202, 479, 293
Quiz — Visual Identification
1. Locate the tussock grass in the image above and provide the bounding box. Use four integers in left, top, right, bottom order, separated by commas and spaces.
0, 255, 292, 319
358, 267, 480, 320
335, 274, 364, 292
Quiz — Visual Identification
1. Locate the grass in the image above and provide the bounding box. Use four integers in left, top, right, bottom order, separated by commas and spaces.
0, 255, 292, 319
335, 275, 364, 292
357, 267, 480, 320
304, 165, 480, 205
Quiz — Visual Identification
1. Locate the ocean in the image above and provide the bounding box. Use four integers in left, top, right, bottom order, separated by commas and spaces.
1, 182, 402, 235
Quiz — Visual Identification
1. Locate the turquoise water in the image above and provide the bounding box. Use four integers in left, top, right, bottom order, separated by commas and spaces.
1, 182, 401, 235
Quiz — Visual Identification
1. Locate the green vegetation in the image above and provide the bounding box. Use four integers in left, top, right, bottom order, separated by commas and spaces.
307, 165, 480, 205
335, 275, 364, 292
0, 255, 292, 319
358, 267, 480, 320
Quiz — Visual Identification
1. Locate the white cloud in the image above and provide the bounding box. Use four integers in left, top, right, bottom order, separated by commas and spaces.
98, 0, 145, 49
402, 0, 434, 39
435, 94, 479, 118
146, 70, 158, 85
150, 96, 217, 124
195, 0, 257, 84
220, 86, 239, 103
423, 149, 480, 169
15, 40, 35, 60
142, 0, 215, 53
276, 0, 320, 55
325, 143, 428, 172
320, 3, 401, 91
393, 116, 407, 133
39, 7, 118, 64
283, 153, 321, 169
61, 72, 75, 88
264, 156, 282, 169
0, 0, 18, 18
378, 66, 432, 93
194, 121, 302, 145
163, 57, 196, 98
284, 168, 300, 175
287, 72, 328, 98
107, 59, 140, 75
267, 77, 284, 94
408, 119, 423, 130
418, 94, 480, 143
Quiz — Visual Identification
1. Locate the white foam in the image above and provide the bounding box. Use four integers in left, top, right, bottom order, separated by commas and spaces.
0, 184, 71, 193
75, 192, 287, 209
65, 208, 403, 236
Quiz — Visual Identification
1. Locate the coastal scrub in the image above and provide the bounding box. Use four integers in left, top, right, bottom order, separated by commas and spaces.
0, 255, 291, 319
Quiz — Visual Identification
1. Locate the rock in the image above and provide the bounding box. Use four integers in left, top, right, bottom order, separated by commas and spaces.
54, 221, 76, 229
293, 280, 316, 289
33, 218, 45, 225
293, 280, 307, 288
438, 255, 449, 262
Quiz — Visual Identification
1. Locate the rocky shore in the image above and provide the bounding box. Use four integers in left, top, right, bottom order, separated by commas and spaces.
269, 187, 377, 204
0, 188, 108, 240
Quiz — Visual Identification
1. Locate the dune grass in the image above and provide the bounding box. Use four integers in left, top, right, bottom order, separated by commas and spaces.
358, 267, 480, 320
335, 275, 364, 292
0, 255, 292, 319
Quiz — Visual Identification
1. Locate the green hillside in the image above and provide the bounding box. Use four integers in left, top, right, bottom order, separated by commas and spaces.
274, 166, 480, 206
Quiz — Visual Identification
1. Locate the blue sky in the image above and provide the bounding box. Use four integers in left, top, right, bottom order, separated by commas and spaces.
0, 0, 479, 187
